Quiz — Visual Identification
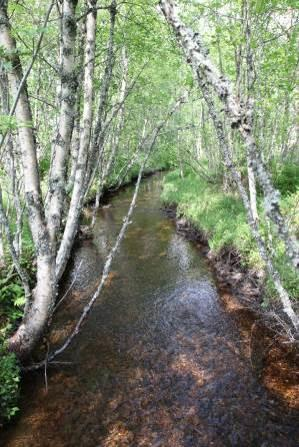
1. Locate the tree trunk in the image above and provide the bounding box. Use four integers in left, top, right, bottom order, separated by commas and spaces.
0, 224, 5, 268
243, 0, 258, 223
85, 0, 117, 190
159, 0, 299, 271
56, 1, 98, 280
0, 0, 56, 357
46, 0, 78, 248
93, 46, 128, 220
0, 68, 23, 256
248, 161, 258, 222
159, 0, 299, 331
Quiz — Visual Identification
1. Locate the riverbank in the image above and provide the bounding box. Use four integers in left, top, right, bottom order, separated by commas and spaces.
161, 170, 299, 313
1, 170, 298, 430
0, 165, 168, 426
162, 170, 299, 408
85, 167, 168, 207
2, 174, 299, 446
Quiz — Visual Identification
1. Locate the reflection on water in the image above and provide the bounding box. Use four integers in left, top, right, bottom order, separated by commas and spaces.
2, 174, 299, 447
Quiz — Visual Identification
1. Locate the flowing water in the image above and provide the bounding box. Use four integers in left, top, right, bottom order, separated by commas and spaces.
2, 175, 299, 447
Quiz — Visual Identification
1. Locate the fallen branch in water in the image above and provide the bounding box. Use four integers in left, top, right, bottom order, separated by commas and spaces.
23, 92, 186, 372
52, 260, 83, 314
23, 165, 144, 372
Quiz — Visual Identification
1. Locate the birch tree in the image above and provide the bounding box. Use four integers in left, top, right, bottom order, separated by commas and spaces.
46, 0, 79, 249
0, 0, 56, 355
159, 0, 299, 331
55, 0, 98, 280
0, 0, 186, 358
159, 0, 299, 272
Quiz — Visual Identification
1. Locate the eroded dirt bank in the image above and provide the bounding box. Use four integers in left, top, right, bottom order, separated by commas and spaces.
2, 175, 299, 447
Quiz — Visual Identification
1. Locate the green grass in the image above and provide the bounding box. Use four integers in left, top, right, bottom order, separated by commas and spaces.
162, 169, 299, 303
162, 170, 262, 266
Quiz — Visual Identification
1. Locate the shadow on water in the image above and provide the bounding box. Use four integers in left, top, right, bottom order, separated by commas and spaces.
2, 174, 299, 447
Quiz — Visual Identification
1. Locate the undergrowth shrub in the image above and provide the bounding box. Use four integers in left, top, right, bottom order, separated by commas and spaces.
0, 266, 27, 425
271, 162, 299, 195
0, 347, 20, 426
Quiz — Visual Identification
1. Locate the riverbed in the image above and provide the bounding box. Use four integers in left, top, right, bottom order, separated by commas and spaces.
2, 174, 299, 446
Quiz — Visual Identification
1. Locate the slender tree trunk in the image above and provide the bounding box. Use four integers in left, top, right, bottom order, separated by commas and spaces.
56, 1, 98, 280
247, 162, 258, 221
0, 1, 56, 356
159, 0, 299, 270
243, 0, 258, 222
66, 15, 86, 194
93, 46, 128, 219
85, 0, 117, 190
66, 99, 81, 194
47, 0, 78, 248
0, 224, 5, 268
0, 69, 23, 255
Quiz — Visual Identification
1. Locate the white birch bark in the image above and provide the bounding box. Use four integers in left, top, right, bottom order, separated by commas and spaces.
0, 1, 56, 356
55, 1, 98, 280
243, 0, 258, 223
85, 0, 117, 189
93, 47, 128, 216
159, 0, 299, 270
247, 161, 258, 221
66, 19, 86, 194
46, 0, 78, 247
66, 100, 80, 194
0, 68, 23, 255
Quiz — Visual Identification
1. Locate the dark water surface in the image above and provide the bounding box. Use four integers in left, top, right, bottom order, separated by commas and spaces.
2, 175, 299, 446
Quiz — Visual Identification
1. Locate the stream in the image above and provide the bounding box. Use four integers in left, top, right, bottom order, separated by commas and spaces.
2, 174, 299, 447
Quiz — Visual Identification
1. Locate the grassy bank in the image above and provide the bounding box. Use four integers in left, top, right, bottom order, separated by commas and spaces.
161, 169, 299, 305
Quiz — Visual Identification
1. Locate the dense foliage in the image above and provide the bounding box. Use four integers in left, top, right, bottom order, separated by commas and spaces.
0, 347, 19, 425
0, 0, 298, 423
